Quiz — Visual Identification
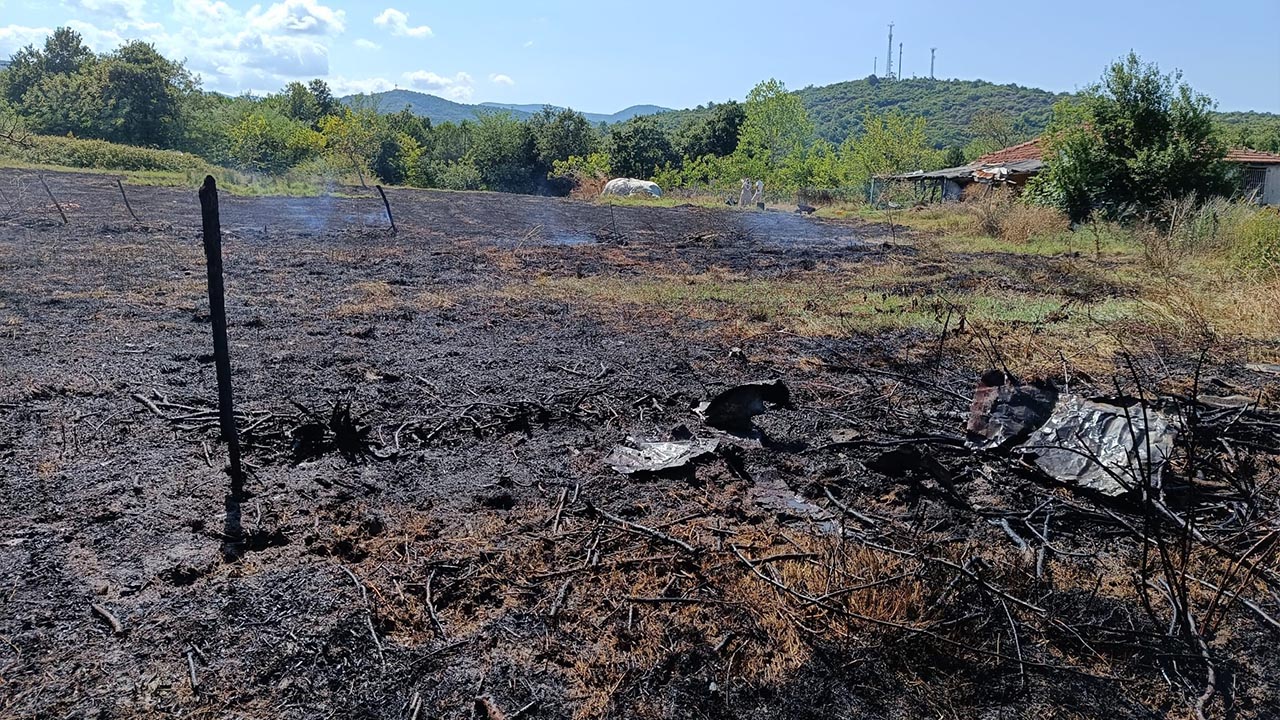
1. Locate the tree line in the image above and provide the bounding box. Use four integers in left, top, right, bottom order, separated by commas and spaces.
0, 29, 1265, 221
0, 28, 948, 196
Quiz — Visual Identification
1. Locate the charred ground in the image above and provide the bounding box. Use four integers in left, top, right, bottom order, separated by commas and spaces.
1, 171, 1277, 719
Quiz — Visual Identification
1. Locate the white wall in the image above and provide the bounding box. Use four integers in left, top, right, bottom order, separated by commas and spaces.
1264, 166, 1280, 207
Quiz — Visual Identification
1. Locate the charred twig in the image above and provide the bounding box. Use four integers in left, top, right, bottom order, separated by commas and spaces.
548, 578, 572, 622
425, 570, 447, 639
90, 603, 124, 635
38, 175, 67, 225
340, 565, 385, 665
584, 502, 697, 554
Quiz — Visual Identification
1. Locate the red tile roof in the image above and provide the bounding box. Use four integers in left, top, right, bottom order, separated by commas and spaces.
974, 138, 1043, 165
1226, 148, 1280, 165
974, 139, 1280, 167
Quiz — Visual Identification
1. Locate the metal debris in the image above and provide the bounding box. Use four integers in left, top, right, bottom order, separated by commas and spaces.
606, 438, 719, 475
695, 380, 792, 431
1018, 395, 1176, 497
966, 370, 1058, 450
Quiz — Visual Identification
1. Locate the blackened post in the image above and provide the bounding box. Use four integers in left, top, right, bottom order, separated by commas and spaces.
375, 184, 396, 234
117, 178, 141, 222
38, 175, 68, 225
198, 176, 243, 492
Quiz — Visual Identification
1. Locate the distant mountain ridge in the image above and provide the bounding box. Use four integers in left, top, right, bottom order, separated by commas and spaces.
345, 80, 1280, 152
340, 89, 672, 125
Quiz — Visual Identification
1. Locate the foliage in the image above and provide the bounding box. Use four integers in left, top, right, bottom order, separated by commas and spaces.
0, 132, 207, 172
841, 109, 940, 183
675, 101, 744, 159
1228, 207, 1280, 273
228, 110, 325, 174
527, 107, 598, 171
736, 79, 814, 174
1030, 53, 1235, 223
964, 109, 1027, 160
320, 108, 381, 185
466, 111, 537, 193
606, 116, 676, 180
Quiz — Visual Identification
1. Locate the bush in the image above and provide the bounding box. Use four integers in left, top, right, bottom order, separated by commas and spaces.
997, 203, 1069, 243
2, 133, 208, 172
1227, 206, 1280, 274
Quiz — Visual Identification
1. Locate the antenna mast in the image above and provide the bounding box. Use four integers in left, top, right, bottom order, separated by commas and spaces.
930, 48, 937, 79
898, 42, 903, 80
886, 23, 894, 80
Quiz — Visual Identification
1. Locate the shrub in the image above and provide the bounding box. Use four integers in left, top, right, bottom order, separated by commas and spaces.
997, 203, 1069, 243
2, 133, 208, 172
1227, 206, 1280, 274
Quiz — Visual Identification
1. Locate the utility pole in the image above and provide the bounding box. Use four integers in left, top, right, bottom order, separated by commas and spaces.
930, 48, 937, 79
886, 22, 894, 80
898, 43, 903, 81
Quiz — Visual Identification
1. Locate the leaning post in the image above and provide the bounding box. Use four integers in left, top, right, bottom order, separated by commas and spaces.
198, 176, 244, 493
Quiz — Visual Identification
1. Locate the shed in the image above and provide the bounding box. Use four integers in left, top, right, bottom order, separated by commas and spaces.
1227, 148, 1280, 206
890, 139, 1280, 206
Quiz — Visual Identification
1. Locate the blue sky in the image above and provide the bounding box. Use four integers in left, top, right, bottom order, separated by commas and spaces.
1, 0, 1277, 112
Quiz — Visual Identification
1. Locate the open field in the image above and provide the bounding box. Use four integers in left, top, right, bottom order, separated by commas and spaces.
1, 170, 1278, 719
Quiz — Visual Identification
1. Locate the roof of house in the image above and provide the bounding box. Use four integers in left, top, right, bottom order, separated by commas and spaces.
887, 139, 1277, 182
973, 138, 1044, 165
1226, 148, 1280, 165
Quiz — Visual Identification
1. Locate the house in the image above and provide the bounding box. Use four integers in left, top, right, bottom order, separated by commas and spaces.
890, 139, 1280, 206
1229, 148, 1280, 206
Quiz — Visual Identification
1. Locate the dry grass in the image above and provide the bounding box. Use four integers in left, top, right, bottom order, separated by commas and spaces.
334, 280, 456, 317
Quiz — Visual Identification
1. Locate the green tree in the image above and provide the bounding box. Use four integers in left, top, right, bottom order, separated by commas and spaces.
1031, 53, 1234, 222
606, 116, 676, 180
676, 100, 745, 159
841, 109, 938, 184
98, 41, 193, 146
527, 107, 597, 171
466, 111, 536, 193
308, 79, 338, 119
278, 81, 321, 127
943, 145, 966, 168
227, 110, 323, 174
736, 79, 814, 171
964, 108, 1020, 159
43, 27, 94, 76
321, 108, 382, 186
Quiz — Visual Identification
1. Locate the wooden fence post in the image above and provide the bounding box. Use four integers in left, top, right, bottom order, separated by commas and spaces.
197, 176, 243, 493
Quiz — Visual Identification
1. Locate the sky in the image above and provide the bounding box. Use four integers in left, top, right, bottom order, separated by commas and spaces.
1, 0, 1278, 113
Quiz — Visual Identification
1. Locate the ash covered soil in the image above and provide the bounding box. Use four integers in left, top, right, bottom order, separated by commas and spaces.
1, 170, 1277, 719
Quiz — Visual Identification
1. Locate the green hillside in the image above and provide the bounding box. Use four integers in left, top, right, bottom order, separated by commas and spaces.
656, 77, 1069, 150
799, 77, 1069, 148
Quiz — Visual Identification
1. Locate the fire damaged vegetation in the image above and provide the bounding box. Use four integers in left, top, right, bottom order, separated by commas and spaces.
0, 170, 1278, 719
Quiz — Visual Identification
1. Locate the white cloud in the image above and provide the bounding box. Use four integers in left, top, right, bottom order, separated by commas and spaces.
328, 75, 394, 95
373, 8, 432, 38
0, 25, 54, 55
523, 40, 534, 48
247, 0, 346, 36
489, 73, 513, 86
172, 0, 235, 24
354, 37, 381, 50
64, 0, 147, 23
403, 69, 472, 100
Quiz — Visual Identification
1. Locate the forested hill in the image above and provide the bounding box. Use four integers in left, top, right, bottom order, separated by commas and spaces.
343, 82, 1279, 155
799, 77, 1070, 148
340, 89, 672, 125
655, 77, 1069, 150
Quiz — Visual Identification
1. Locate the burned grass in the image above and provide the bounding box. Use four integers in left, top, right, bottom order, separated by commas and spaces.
0, 169, 1278, 719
